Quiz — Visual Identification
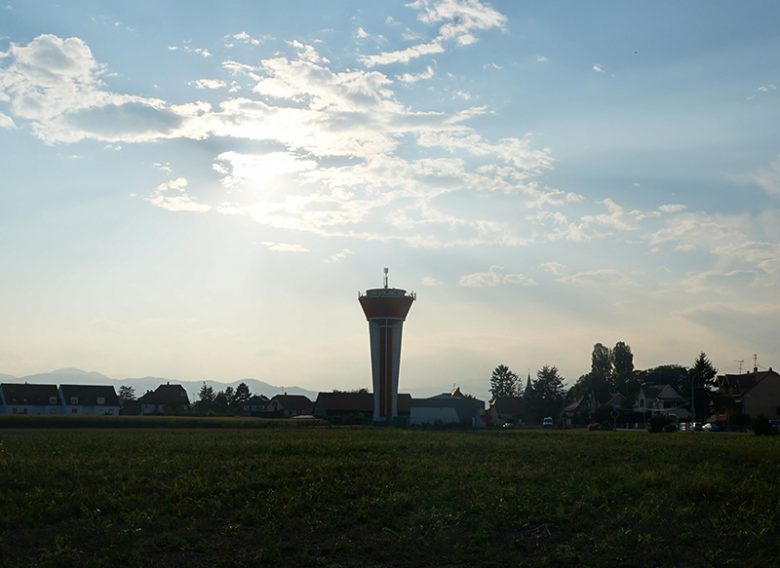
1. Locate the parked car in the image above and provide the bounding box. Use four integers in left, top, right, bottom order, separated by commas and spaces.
702, 422, 722, 432
542, 416, 553, 428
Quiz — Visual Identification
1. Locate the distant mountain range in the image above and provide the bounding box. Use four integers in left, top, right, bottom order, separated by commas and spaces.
0, 368, 319, 402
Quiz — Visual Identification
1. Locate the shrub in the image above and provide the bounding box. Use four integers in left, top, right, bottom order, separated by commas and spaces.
647, 415, 667, 433
750, 415, 775, 436
662, 423, 678, 433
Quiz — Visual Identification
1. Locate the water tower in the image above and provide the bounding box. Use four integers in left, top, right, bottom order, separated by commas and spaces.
359, 269, 415, 423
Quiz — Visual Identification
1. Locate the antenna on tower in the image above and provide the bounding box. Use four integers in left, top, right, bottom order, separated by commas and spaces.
734, 359, 744, 374
753, 353, 758, 373
384, 267, 389, 289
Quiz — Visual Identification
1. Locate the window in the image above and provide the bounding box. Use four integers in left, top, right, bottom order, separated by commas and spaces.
96, 396, 105, 405
70, 396, 78, 405
71, 408, 78, 414
49, 396, 58, 405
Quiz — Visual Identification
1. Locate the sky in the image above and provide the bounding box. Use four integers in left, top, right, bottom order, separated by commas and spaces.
1, 0, 779, 399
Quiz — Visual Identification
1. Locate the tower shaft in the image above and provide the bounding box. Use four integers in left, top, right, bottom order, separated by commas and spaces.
359, 277, 415, 424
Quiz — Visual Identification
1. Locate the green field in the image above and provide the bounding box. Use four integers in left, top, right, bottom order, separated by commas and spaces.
1, 427, 778, 567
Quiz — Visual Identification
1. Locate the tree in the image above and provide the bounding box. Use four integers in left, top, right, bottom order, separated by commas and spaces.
591, 343, 612, 383
234, 382, 251, 406
612, 341, 636, 397
195, 383, 216, 413
689, 352, 718, 421
635, 365, 689, 394
489, 364, 519, 399
530, 365, 566, 421
689, 352, 718, 389
198, 384, 215, 404
118, 385, 136, 404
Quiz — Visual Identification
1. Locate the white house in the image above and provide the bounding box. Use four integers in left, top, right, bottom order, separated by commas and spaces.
409, 387, 485, 427
635, 384, 691, 420
0, 383, 63, 415
59, 384, 120, 416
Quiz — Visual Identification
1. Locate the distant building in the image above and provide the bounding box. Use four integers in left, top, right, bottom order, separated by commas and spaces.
488, 396, 524, 426
714, 368, 780, 421
634, 384, 690, 420
0, 383, 62, 415
138, 383, 190, 415
242, 395, 271, 416
59, 384, 120, 416
268, 394, 313, 417
409, 387, 485, 427
314, 392, 411, 424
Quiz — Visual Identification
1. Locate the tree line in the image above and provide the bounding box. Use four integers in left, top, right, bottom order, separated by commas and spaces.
489, 342, 719, 424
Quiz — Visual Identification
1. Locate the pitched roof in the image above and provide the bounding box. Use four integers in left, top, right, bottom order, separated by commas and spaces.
271, 394, 313, 412
246, 395, 269, 405
60, 385, 119, 406
313, 392, 412, 415
138, 384, 190, 406
1, 383, 60, 406
411, 395, 484, 424
719, 370, 778, 393
641, 384, 684, 401
315, 392, 373, 413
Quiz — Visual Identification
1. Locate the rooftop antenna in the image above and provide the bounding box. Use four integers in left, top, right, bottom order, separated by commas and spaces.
753, 353, 758, 373
383, 267, 389, 289
734, 359, 744, 374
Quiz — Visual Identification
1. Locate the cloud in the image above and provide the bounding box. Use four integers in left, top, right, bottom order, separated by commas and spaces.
193, 79, 226, 90
746, 154, 780, 198
361, 0, 506, 67
0, 111, 15, 128
397, 65, 435, 84
540, 261, 567, 277
322, 248, 353, 263
748, 84, 776, 100
483, 62, 502, 70
535, 55, 549, 64
592, 64, 604, 73
1, 34, 561, 248
168, 41, 212, 57
558, 268, 637, 287
0, 34, 189, 143
458, 265, 536, 288
146, 177, 210, 213
262, 241, 309, 253
421, 276, 441, 286
355, 27, 370, 39
213, 151, 318, 189
658, 203, 686, 213
225, 32, 262, 47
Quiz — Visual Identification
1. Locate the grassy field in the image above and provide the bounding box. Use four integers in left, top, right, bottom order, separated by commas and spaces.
1, 427, 779, 567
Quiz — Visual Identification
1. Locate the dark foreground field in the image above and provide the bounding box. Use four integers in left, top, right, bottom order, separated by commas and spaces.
1, 427, 779, 567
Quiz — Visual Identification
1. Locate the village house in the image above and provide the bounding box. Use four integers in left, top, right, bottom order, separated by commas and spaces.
313, 392, 411, 424
242, 394, 271, 416
562, 392, 628, 426
409, 387, 485, 427
137, 383, 190, 415
487, 396, 524, 426
59, 384, 120, 416
267, 394, 313, 417
634, 384, 691, 420
714, 368, 780, 421
0, 383, 62, 415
